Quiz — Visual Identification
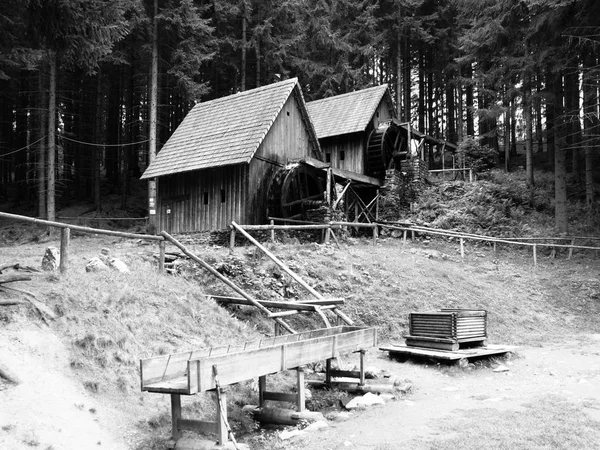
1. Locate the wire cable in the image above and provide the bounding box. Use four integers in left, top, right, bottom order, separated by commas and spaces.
59, 135, 150, 147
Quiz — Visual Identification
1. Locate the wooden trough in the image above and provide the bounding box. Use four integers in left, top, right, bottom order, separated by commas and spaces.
140, 326, 377, 447
404, 309, 487, 351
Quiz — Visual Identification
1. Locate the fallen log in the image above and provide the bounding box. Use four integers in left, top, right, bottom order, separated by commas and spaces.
242, 405, 324, 426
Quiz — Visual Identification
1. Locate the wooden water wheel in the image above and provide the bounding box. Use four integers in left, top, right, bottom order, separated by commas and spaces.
366, 123, 405, 178
267, 164, 325, 220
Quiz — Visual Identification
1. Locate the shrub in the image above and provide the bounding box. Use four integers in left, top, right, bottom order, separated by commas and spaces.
457, 136, 497, 174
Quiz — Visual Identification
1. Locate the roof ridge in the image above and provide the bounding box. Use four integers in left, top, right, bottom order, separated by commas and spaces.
306, 84, 388, 105
200, 77, 298, 107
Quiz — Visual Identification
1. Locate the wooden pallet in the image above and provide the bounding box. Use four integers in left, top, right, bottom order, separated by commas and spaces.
379, 343, 516, 362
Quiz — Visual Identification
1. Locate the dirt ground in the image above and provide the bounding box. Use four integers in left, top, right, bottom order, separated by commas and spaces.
284, 335, 600, 449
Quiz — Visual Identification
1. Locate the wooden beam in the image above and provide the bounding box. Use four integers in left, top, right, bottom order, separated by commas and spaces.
230, 222, 325, 303
0, 211, 162, 241
161, 231, 295, 334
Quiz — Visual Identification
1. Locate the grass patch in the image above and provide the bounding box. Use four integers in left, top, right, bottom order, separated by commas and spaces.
420, 395, 600, 450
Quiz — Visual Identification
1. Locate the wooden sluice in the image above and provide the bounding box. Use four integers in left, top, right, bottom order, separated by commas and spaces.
140, 326, 377, 447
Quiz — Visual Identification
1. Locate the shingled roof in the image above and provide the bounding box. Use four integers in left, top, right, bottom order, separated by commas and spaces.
306, 85, 393, 140
141, 78, 316, 179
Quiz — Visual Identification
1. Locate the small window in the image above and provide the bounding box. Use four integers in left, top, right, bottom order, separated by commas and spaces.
203, 192, 209, 205
326, 153, 331, 163
221, 189, 226, 203
286, 111, 290, 116
340, 151, 345, 161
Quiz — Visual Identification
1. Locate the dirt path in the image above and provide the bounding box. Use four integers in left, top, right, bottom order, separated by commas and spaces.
283, 335, 600, 449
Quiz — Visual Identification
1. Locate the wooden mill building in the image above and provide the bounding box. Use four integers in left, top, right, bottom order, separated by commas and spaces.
141, 78, 321, 233
306, 85, 396, 178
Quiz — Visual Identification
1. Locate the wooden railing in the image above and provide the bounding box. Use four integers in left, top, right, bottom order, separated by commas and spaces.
0, 212, 166, 273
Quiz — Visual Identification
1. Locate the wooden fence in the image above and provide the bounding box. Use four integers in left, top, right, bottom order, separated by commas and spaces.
0, 212, 166, 273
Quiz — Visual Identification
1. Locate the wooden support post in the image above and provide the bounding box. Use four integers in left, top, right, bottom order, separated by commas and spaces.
493, 241, 497, 256
568, 238, 575, 260
216, 388, 228, 445
270, 219, 275, 243
59, 227, 70, 273
411, 229, 415, 240
229, 227, 236, 250
259, 375, 267, 407
403, 229, 407, 245
158, 239, 165, 273
359, 350, 366, 386
372, 225, 378, 245
533, 244, 537, 267
325, 358, 332, 385
375, 190, 380, 220
171, 393, 182, 441
325, 224, 331, 244
460, 237, 464, 259
296, 367, 306, 412
469, 168, 473, 182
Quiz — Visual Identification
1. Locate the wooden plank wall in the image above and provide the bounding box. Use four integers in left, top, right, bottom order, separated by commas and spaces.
248, 93, 316, 224
319, 98, 395, 176
320, 132, 364, 174
157, 165, 248, 232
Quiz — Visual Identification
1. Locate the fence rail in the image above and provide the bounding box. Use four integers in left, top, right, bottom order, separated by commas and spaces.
0, 212, 165, 273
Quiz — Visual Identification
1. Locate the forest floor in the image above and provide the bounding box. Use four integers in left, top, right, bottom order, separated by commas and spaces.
0, 226, 599, 450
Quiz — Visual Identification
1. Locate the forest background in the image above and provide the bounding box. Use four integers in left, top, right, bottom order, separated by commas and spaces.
0, 0, 598, 234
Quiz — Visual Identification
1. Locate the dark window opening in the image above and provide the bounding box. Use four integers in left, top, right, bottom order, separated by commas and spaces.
286, 111, 290, 116
221, 189, 226, 203
203, 192, 209, 205
340, 151, 345, 161
326, 153, 331, 163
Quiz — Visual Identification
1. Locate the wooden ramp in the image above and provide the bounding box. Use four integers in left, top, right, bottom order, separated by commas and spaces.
379, 343, 517, 362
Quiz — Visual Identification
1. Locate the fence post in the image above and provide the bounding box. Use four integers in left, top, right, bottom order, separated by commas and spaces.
270, 219, 275, 243
567, 238, 575, 260
59, 227, 70, 273
533, 244, 537, 267
469, 169, 473, 182
460, 237, 464, 259
158, 239, 166, 272
403, 229, 407, 245
493, 241, 497, 256
229, 227, 236, 250
372, 225, 378, 245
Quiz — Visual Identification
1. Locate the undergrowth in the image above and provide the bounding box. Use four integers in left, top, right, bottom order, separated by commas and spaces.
413, 168, 599, 237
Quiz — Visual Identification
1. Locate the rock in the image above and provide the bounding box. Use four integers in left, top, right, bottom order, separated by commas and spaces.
344, 392, 385, 410
100, 248, 110, 256
325, 411, 352, 422
280, 428, 304, 440
86, 257, 109, 273
41, 247, 60, 271
108, 258, 130, 273
493, 364, 510, 373
304, 420, 329, 431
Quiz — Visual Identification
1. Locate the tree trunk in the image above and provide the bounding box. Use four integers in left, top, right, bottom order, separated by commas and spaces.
582, 49, 597, 223
403, 37, 410, 123
553, 72, 568, 234
565, 69, 581, 180
464, 63, 474, 137
418, 49, 425, 133
37, 70, 47, 218
241, 0, 247, 91
47, 51, 57, 223
94, 72, 102, 210
396, 34, 402, 120
148, 0, 159, 231
545, 69, 555, 168
524, 76, 534, 186
446, 71, 456, 144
